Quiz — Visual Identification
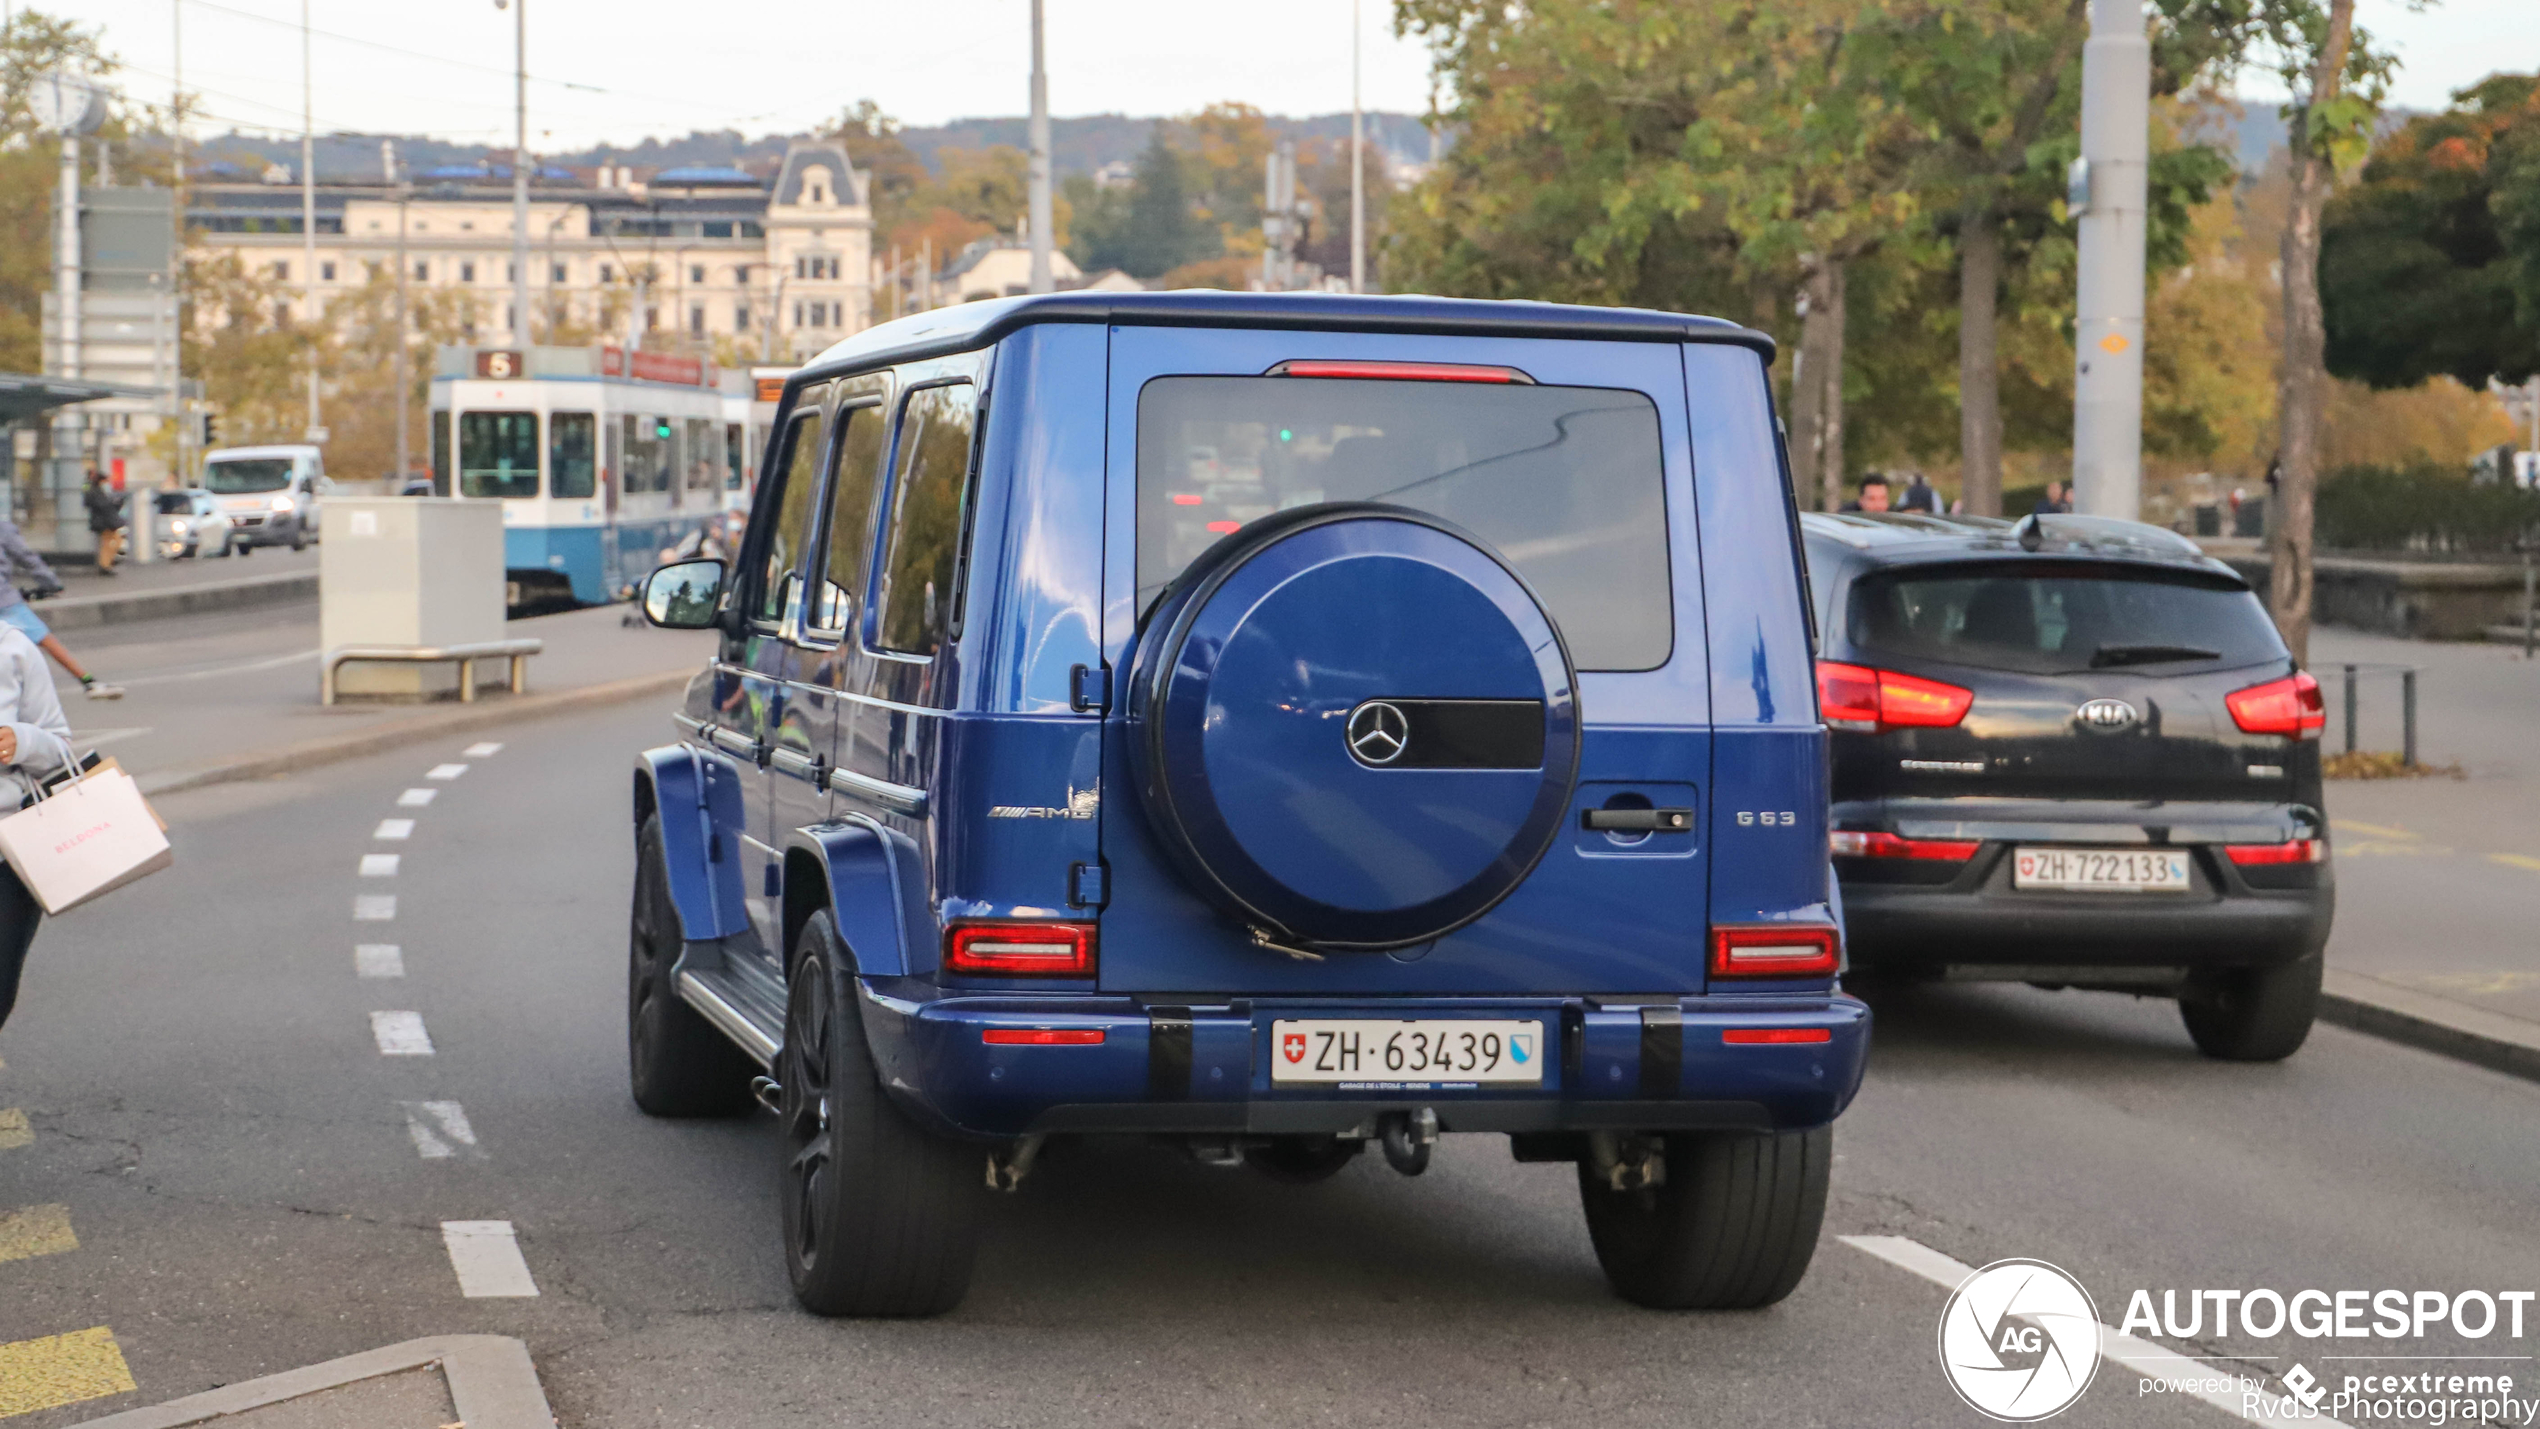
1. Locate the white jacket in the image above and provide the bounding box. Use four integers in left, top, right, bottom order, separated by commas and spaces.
0, 626, 74, 810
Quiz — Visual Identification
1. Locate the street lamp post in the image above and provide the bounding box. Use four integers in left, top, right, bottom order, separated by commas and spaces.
498, 0, 529, 347
1026, 0, 1052, 295
1349, 0, 1364, 295
301, 0, 320, 444
2069, 0, 2149, 520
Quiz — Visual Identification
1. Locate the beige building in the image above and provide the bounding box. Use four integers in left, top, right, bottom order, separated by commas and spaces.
189, 141, 875, 364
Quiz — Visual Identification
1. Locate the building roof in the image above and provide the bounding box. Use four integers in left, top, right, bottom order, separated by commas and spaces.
652, 166, 764, 188
797, 291, 1775, 382
772, 142, 865, 207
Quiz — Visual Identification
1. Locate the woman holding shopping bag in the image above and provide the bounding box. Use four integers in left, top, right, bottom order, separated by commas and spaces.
0, 618, 71, 1032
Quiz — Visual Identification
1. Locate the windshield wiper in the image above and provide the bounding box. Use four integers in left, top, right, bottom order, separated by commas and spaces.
2089, 643, 2220, 668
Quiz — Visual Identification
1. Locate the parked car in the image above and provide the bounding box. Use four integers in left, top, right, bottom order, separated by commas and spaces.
1799, 511, 2332, 1061
200, 443, 330, 552
633, 291, 1866, 1317
152, 489, 235, 559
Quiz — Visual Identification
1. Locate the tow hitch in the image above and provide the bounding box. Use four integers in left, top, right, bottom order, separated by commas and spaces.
1379, 1107, 1439, 1175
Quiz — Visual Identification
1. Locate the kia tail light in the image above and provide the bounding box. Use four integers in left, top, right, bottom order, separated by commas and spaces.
945, 922, 1098, 977
1829, 830, 1981, 862
1815, 661, 1974, 734
1708, 924, 1841, 979
2226, 672, 2325, 739
2223, 838, 2326, 866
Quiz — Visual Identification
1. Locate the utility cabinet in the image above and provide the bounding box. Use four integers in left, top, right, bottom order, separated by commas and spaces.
320, 498, 505, 700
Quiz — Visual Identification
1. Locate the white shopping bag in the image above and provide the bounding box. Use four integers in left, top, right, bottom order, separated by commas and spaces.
0, 764, 173, 914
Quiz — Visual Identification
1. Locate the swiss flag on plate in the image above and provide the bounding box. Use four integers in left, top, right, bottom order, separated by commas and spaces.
1282, 1032, 1307, 1064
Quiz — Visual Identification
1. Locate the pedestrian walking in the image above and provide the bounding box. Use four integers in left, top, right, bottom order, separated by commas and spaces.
84, 470, 126, 576
1840, 473, 1892, 513
2032, 480, 2073, 515
0, 515, 123, 700
0, 618, 75, 1033
1898, 471, 1941, 513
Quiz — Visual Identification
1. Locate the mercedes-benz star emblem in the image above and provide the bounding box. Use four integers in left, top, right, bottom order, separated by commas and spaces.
2075, 697, 2139, 732
1346, 701, 1410, 766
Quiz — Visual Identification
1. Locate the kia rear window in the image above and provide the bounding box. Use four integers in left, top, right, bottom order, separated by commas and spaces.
1136, 376, 1672, 671
1847, 563, 2284, 676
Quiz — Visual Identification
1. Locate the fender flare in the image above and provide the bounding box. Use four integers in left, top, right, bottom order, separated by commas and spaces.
785, 817, 930, 979
633, 744, 749, 942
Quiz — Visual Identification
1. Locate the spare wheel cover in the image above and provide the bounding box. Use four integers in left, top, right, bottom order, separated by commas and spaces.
1128, 503, 1580, 951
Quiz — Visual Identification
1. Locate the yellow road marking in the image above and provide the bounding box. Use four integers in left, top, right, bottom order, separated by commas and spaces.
2334, 819, 2418, 839
0, 1205, 75, 1264
0, 1110, 25, 1151
2340, 840, 2453, 857
0, 1327, 136, 1417
2491, 854, 2540, 874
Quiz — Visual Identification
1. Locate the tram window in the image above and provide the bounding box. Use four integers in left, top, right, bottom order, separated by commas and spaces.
811, 403, 888, 632
459, 411, 539, 499
755, 402, 827, 625
873, 382, 978, 658
429, 411, 451, 496
685, 419, 718, 491
550, 412, 596, 499
623, 415, 673, 494
726, 423, 745, 490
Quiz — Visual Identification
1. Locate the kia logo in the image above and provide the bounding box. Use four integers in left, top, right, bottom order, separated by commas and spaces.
2076, 698, 2139, 732
1345, 701, 1410, 766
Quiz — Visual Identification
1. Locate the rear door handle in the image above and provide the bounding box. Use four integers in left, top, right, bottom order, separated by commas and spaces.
1583, 807, 1694, 833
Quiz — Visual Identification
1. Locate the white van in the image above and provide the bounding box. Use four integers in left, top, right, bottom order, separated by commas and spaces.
199, 444, 331, 553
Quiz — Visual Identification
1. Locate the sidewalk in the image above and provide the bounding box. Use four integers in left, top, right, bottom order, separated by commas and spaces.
18, 548, 321, 633
2308, 627, 2540, 1077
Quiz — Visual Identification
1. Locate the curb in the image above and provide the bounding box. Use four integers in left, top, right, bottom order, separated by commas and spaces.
72, 1334, 553, 1428
137, 667, 691, 797
2318, 968, 2540, 1084
33, 573, 316, 633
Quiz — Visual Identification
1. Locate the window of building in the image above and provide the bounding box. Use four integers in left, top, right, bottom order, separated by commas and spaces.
414, 260, 428, 281
644, 306, 659, 331
689, 304, 705, 337
793, 257, 805, 280
460, 261, 476, 283
507, 262, 517, 282
275, 302, 291, 327
735, 304, 751, 332
873, 383, 979, 657
272, 260, 290, 282
458, 410, 539, 499
792, 301, 804, 327
689, 264, 704, 284
550, 411, 596, 499
319, 261, 335, 282
551, 263, 567, 283
599, 263, 613, 283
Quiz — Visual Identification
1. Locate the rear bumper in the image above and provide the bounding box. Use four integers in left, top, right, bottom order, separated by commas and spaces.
1840, 854, 2332, 971
854, 982, 1871, 1141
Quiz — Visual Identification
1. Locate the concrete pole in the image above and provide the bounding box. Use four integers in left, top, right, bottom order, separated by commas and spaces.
1349, 0, 1365, 295
511, 0, 530, 344
2070, 0, 2148, 521
56, 132, 78, 382
1026, 0, 1053, 294
172, 0, 187, 488
301, 0, 320, 443
391, 141, 410, 488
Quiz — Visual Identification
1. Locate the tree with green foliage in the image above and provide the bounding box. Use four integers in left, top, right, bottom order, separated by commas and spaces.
2321, 73, 2540, 392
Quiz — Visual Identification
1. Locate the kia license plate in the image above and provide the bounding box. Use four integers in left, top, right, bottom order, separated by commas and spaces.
1270, 1019, 1545, 1085
2012, 847, 2192, 893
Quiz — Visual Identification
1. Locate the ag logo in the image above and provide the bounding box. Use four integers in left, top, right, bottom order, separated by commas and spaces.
1281, 1032, 1307, 1065
1937, 1258, 2100, 1421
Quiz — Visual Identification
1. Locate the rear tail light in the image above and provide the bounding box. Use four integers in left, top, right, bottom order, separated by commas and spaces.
1709, 924, 1841, 979
1723, 1027, 1833, 1045
944, 922, 1098, 977
2224, 838, 2326, 866
1815, 661, 1974, 734
1829, 830, 1981, 861
981, 1027, 1107, 1045
2226, 672, 2325, 739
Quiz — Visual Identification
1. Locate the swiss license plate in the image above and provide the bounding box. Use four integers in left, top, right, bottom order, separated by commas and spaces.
1270, 1019, 1545, 1086
2013, 846, 2192, 893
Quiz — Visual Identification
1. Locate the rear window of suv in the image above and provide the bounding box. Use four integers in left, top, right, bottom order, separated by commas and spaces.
1848, 562, 2284, 675
1135, 375, 1672, 671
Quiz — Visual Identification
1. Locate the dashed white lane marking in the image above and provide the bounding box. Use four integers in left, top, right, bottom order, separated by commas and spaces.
354, 894, 396, 921
374, 819, 414, 841
1842, 1234, 2348, 1426
401, 1101, 481, 1160
440, 1221, 538, 1297
463, 742, 503, 757
397, 788, 437, 808
425, 763, 469, 781
369, 1011, 434, 1056
355, 944, 404, 979
359, 853, 400, 878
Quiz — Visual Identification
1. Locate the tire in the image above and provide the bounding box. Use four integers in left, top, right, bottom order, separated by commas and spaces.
627, 815, 755, 1117
779, 910, 985, 1316
1578, 1125, 1832, 1310
1243, 1135, 1363, 1184
2179, 951, 2322, 1062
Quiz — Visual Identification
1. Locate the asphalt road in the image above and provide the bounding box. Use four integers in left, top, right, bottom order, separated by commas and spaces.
4, 696, 2539, 1427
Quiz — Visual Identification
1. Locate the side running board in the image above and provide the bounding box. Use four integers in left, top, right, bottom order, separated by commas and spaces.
676, 966, 784, 1069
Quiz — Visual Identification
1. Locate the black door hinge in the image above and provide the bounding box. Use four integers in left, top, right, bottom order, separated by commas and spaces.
1070, 663, 1111, 714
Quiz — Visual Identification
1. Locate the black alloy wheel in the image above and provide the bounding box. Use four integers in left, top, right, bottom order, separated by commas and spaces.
778, 911, 984, 1317
1578, 1125, 1831, 1310
626, 814, 753, 1117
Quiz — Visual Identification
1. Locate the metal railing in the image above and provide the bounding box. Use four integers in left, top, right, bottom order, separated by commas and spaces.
2334, 662, 2419, 767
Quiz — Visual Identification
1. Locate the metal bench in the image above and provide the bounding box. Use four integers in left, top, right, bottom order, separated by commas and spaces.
321, 638, 544, 706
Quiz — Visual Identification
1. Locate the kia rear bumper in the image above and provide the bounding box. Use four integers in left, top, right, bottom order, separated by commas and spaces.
1840, 858, 2332, 971
853, 983, 1870, 1140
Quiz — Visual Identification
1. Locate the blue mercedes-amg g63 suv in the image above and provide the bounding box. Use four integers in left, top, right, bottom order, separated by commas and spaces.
632, 292, 1866, 1316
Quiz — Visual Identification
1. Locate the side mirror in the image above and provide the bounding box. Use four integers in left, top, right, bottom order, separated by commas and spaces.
643, 558, 727, 630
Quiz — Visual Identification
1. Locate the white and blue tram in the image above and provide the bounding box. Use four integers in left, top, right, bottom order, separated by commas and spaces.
429, 347, 766, 604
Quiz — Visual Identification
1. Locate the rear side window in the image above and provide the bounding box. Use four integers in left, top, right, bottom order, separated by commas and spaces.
872, 382, 978, 657
754, 401, 827, 624
1848, 563, 2284, 675
1135, 376, 1672, 671
811, 403, 888, 632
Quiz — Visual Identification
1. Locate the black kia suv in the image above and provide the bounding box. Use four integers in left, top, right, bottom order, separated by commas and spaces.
1800, 512, 2332, 1061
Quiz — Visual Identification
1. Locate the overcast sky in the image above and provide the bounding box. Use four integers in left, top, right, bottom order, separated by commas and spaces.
47, 0, 2540, 152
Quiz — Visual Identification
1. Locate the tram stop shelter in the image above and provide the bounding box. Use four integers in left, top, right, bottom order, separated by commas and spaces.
0, 371, 163, 556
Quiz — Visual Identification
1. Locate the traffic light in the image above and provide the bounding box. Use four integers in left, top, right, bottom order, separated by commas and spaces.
654, 418, 672, 439
200, 411, 219, 447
